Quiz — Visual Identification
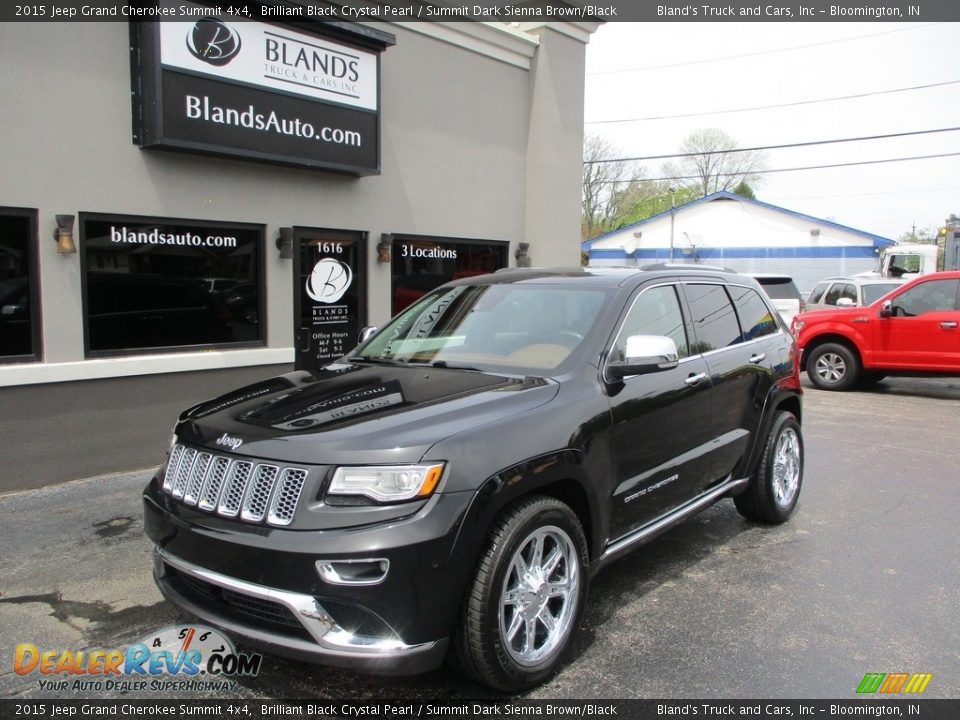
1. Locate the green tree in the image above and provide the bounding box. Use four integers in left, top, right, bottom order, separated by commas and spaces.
662, 129, 768, 198
581, 135, 644, 240
897, 226, 938, 244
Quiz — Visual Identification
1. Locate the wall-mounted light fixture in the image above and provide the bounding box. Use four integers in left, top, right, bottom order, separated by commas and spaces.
275, 227, 294, 260
515, 242, 531, 267
810, 228, 821, 237
377, 233, 393, 263
53, 214, 76, 254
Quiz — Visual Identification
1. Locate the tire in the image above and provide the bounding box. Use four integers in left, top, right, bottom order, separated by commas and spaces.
734, 411, 804, 524
806, 342, 860, 391
453, 495, 589, 691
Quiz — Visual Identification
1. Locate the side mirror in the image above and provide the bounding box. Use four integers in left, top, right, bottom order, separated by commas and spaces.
879, 300, 892, 318
357, 326, 379, 344
836, 297, 855, 308
605, 335, 679, 382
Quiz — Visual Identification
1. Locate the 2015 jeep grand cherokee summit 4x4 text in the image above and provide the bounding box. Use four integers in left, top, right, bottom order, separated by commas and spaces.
144, 266, 804, 691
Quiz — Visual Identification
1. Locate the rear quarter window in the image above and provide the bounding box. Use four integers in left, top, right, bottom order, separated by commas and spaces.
729, 285, 778, 340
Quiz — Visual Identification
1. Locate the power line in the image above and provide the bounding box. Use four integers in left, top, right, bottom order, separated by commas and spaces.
767, 185, 960, 202
584, 79, 960, 124
587, 24, 939, 75
595, 151, 960, 185
584, 126, 960, 164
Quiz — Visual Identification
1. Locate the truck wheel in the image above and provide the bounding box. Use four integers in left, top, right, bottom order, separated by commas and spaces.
806, 342, 859, 391
734, 411, 803, 524
453, 495, 589, 691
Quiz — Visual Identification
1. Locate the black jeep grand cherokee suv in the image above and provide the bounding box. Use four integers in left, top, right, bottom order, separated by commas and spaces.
144, 266, 803, 690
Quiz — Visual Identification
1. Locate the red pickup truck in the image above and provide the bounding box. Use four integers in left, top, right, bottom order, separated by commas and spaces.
791, 271, 960, 390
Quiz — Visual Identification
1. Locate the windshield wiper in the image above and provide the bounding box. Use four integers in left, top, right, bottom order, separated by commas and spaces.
429, 360, 482, 371
348, 356, 408, 366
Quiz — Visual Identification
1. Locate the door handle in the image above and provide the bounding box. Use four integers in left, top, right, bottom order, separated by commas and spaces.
940, 321, 958, 329
297, 329, 311, 352
749, 353, 766, 364
684, 372, 708, 386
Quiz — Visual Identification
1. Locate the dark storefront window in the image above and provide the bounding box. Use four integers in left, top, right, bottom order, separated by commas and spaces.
391, 235, 509, 315
0, 208, 39, 362
80, 214, 264, 356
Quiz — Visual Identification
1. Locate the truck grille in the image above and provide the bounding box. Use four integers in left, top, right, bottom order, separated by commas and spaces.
162, 443, 308, 527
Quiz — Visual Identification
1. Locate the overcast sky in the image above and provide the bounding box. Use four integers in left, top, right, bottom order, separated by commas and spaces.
583, 22, 960, 241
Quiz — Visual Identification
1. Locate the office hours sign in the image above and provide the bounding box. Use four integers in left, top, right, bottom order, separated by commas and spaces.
296, 232, 366, 373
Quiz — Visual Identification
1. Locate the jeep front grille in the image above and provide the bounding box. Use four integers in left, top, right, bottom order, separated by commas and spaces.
162, 442, 307, 527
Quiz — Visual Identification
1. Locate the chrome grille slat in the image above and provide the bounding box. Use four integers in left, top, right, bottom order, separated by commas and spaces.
217, 460, 254, 517
268, 468, 308, 526
240, 464, 280, 522
171, 448, 198, 499
183, 452, 213, 506
162, 445, 186, 492
164, 443, 308, 526
198, 456, 232, 511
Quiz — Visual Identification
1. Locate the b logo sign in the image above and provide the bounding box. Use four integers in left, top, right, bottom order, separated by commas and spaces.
186, 19, 241, 67
306, 258, 353, 304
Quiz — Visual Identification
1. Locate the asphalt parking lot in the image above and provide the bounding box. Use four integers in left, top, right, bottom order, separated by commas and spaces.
2, 376, 958, 700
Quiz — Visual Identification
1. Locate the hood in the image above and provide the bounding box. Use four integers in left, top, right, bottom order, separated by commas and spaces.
174, 363, 559, 465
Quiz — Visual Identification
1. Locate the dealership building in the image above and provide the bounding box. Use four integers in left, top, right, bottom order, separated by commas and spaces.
0, 14, 597, 490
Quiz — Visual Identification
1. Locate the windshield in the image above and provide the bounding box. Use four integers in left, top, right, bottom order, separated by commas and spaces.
352, 283, 610, 375
862, 283, 900, 305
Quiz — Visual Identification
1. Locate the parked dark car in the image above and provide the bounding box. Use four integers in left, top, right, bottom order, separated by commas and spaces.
86, 272, 234, 352
144, 266, 804, 690
0, 276, 32, 357
221, 282, 260, 325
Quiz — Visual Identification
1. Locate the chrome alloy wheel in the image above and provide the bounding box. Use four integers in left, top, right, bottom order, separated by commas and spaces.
772, 427, 801, 508
499, 525, 580, 666
814, 352, 847, 384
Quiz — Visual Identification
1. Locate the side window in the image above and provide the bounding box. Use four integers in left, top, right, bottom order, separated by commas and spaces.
838, 283, 857, 303
888, 254, 921, 277
729, 285, 778, 340
614, 285, 690, 361
890, 279, 960, 317
684, 283, 743, 353
807, 282, 829, 305
824, 283, 843, 306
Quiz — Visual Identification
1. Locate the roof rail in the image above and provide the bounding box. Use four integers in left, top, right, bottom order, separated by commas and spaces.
640, 262, 738, 273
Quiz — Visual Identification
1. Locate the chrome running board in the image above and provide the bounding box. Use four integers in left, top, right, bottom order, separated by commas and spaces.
598, 476, 749, 570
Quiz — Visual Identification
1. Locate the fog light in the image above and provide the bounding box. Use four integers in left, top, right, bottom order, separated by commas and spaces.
316, 558, 390, 586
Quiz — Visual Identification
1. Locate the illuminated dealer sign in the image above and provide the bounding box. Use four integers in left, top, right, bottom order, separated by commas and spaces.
130, 3, 391, 174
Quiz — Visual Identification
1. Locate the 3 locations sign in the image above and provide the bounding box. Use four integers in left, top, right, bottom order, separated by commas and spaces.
130, 3, 385, 174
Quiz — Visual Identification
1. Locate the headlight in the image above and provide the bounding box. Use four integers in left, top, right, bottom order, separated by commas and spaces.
328, 463, 445, 503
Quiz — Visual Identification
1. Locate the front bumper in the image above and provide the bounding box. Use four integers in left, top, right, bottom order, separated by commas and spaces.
144, 477, 476, 674
153, 549, 448, 675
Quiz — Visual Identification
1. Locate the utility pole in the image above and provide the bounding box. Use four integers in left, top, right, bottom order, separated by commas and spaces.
669, 186, 676, 262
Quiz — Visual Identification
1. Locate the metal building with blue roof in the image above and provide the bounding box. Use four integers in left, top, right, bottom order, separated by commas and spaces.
583, 191, 896, 291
